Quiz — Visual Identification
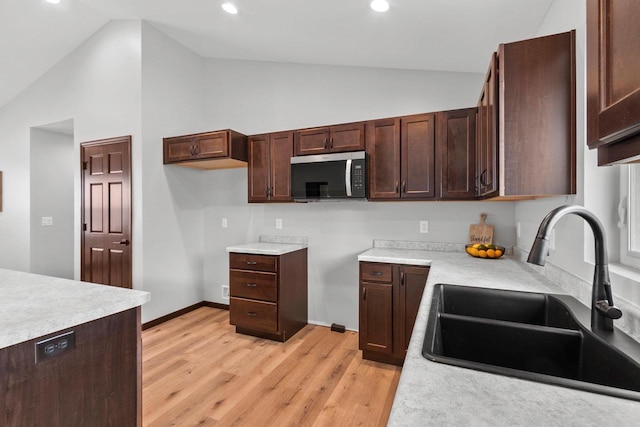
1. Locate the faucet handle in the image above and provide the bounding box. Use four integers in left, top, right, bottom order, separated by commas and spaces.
596, 300, 623, 320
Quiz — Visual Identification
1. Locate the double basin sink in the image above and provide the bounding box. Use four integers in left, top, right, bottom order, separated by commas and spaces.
423, 284, 640, 401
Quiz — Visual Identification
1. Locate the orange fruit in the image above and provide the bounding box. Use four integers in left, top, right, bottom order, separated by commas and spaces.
487, 249, 496, 258
478, 250, 487, 258
495, 249, 503, 257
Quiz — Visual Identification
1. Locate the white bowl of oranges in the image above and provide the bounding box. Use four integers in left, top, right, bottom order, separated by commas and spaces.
465, 243, 505, 259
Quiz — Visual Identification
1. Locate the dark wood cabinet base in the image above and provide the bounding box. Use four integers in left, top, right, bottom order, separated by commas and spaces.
362, 350, 404, 367
0, 308, 141, 426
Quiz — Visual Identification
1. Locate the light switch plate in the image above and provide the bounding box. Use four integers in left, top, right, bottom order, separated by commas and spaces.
41, 216, 53, 227
221, 217, 228, 228
276, 218, 282, 229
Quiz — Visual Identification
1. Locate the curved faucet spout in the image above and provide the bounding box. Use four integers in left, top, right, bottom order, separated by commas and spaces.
527, 205, 622, 332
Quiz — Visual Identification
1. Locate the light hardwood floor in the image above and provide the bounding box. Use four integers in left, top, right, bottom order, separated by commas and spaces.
142, 307, 401, 426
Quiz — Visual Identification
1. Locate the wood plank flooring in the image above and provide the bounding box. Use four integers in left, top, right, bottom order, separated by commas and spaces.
142, 307, 401, 427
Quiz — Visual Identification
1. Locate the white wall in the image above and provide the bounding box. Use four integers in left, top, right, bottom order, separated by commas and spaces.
139, 22, 208, 322
200, 58, 515, 329
29, 126, 74, 279
0, 21, 142, 279
515, 0, 639, 307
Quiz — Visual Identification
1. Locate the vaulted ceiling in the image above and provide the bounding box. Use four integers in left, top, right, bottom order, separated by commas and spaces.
0, 0, 555, 109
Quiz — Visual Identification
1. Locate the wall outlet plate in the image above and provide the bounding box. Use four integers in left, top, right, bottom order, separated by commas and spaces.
221, 217, 228, 228
420, 221, 429, 234
276, 218, 282, 229
35, 331, 75, 364
222, 285, 229, 299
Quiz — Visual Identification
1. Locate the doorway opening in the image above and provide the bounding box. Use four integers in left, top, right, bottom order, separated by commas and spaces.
29, 119, 75, 279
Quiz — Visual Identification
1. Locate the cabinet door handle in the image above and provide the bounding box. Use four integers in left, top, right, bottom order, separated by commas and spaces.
247, 312, 257, 317
395, 181, 399, 194
401, 271, 405, 286
246, 261, 258, 265
402, 181, 407, 193
246, 283, 257, 287
324, 137, 328, 149
330, 137, 334, 149
480, 169, 488, 187
370, 271, 383, 276
363, 288, 367, 300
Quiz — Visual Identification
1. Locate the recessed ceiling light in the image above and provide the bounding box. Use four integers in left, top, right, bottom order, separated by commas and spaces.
45, 0, 61, 4
222, 2, 238, 14
370, 0, 389, 12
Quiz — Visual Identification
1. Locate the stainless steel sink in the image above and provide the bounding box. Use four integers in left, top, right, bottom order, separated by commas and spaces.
422, 284, 640, 401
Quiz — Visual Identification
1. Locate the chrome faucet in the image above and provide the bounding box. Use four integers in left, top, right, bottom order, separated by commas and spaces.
527, 205, 622, 332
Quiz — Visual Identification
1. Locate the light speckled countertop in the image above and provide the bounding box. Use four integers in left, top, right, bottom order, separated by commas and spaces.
0, 268, 150, 349
358, 244, 640, 426
226, 235, 308, 255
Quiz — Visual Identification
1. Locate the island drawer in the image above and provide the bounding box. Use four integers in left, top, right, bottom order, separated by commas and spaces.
360, 262, 393, 283
230, 298, 278, 333
230, 270, 277, 302
229, 253, 277, 272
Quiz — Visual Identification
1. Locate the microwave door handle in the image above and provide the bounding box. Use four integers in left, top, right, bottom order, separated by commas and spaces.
345, 158, 352, 197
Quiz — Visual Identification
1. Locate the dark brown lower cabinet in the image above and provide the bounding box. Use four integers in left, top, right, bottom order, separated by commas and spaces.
229, 249, 308, 342
0, 308, 141, 426
359, 262, 429, 366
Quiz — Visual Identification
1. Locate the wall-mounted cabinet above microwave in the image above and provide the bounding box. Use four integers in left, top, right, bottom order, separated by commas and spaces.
290, 151, 367, 202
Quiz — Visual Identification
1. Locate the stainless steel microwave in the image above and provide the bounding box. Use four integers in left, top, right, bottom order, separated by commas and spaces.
290, 151, 367, 201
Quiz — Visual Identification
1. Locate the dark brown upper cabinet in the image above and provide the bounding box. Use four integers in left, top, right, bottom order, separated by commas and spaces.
476, 53, 499, 198
401, 114, 437, 199
366, 114, 437, 200
248, 132, 293, 203
478, 30, 576, 199
587, 0, 640, 165
163, 129, 248, 169
366, 118, 401, 200
368, 111, 475, 201
294, 122, 365, 156
437, 108, 477, 200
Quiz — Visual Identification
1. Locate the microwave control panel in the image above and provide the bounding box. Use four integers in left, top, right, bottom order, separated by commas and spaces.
352, 159, 366, 197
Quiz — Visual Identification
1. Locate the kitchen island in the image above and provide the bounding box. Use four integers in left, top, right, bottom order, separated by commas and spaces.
358, 243, 640, 425
0, 268, 150, 426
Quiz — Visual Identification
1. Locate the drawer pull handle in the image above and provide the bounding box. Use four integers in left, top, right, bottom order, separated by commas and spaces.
246, 261, 258, 265
247, 312, 257, 317
370, 271, 383, 276
246, 283, 257, 287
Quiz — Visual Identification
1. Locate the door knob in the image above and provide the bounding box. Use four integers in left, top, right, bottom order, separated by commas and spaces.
113, 239, 130, 246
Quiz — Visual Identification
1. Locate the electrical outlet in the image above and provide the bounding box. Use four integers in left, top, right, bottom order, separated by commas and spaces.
419, 221, 429, 234
517, 222, 521, 238
222, 285, 229, 299
35, 331, 75, 363
41, 217, 53, 227
221, 217, 228, 228
276, 218, 282, 229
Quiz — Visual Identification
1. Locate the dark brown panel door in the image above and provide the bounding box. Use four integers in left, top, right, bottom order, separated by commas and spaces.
163, 136, 195, 163
329, 122, 365, 153
396, 266, 429, 357
360, 282, 393, 354
438, 108, 477, 200
477, 53, 499, 198
248, 135, 270, 202
269, 132, 293, 202
294, 127, 330, 156
195, 132, 228, 159
366, 118, 401, 200
401, 114, 436, 199
81, 136, 132, 288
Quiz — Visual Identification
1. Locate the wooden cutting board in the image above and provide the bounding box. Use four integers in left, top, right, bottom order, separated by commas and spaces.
468, 213, 494, 245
